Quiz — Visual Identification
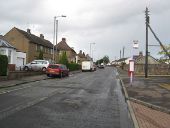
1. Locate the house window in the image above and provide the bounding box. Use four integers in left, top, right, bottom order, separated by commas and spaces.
51, 49, 53, 54
0, 49, 6, 55
40, 46, 43, 51
8, 50, 12, 63
36, 44, 40, 51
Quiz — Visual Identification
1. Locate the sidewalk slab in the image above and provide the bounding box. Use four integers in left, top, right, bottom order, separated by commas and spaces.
131, 101, 170, 128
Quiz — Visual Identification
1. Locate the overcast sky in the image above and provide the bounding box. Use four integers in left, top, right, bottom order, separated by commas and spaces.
1, 0, 170, 61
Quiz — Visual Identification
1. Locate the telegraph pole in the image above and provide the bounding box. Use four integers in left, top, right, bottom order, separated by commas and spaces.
123, 46, 125, 58
145, 7, 149, 78
120, 50, 121, 59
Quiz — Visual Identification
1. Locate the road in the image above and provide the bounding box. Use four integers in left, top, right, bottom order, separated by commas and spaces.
0, 67, 133, 128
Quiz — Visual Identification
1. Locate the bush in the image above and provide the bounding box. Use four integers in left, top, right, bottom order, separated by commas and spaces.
59, 52, 69, 66
67, 63, 81, 71
0, 55, 8, 76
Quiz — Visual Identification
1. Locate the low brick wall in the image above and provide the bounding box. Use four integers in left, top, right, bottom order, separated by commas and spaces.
123, 64, 170, 75
7, 71, 45, 80
8, 64, 16, 71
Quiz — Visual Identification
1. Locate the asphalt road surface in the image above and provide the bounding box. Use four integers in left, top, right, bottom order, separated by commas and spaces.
0, 67, 133, 128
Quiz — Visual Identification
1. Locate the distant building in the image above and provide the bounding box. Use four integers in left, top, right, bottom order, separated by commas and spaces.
0, 35, 26, 70
56, 38, 77, 63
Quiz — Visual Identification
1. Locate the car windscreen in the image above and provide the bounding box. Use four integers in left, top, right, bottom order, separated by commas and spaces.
48, 65, 59, 69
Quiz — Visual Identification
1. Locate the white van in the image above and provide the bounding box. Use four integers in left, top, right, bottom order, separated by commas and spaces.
81, 61, 94, 72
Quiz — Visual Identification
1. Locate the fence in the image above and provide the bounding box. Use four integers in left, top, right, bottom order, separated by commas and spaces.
124, 64, 170, 75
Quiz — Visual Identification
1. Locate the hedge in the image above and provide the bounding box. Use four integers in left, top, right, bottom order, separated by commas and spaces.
0, 55, 8, 76
67, 63, 81, 71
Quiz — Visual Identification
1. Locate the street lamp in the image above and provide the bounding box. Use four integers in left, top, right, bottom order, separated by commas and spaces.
90, 43, 95, 61
53, 15, 66, 63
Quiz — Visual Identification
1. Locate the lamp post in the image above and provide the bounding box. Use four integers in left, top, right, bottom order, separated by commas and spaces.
90, 43, 95, 61
53, 15, 66, 63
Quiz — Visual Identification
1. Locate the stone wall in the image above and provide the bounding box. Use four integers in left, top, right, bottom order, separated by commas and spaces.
124, 64, 170, 75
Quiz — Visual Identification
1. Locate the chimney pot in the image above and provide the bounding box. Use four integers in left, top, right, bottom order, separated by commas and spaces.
40, 34, 44, 39
62, 38, 66, 42
27, 29, 31, 34
139, 51, 143, 57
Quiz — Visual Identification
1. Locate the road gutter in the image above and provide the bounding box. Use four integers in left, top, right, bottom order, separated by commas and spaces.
119, 79, 140, 128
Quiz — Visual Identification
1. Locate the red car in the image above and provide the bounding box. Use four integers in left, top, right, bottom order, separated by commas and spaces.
46, 64, 69, 78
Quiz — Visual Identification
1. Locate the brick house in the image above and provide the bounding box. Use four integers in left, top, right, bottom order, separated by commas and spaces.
76, 50, 88, 64
4, 27, 56, 63
134, 52, 159, 64
56, 38, 77, 63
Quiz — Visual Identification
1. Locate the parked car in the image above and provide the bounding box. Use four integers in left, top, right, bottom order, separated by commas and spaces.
23, 60, 49, 71
98, 64, 105, 69
46, 64, 69, 78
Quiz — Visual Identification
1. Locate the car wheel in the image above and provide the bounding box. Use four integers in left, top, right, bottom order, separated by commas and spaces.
24, 66, 29, 71
42, 67, 46, 72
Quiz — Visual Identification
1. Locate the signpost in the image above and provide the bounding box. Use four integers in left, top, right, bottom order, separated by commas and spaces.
129, 60, 134, 86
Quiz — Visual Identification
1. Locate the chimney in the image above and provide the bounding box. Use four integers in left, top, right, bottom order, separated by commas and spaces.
139, 51, 143, 57
40, 34, 44, 39
27, 29, 31, 34
62, 38, 66, 42
79, 50, 82, 54
148, 52, 150, 56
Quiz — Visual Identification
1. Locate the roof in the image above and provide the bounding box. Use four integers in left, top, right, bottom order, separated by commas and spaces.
135, 55, 160, 64
56, 38, 76, 53
77, 51, 86, 58
15, 27, 54, 49
117, 58, 128, 62
0, 35, 16, 49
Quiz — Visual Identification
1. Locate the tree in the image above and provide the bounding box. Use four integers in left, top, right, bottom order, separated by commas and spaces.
158, 44, 170, 63
0, 55, 8, 76
38, 50, 44, 60
103, 55, 110, 64
59, 51, 68, 66
96, 55, 110, 65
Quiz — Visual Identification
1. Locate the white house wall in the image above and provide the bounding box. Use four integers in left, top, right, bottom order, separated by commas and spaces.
15, 51, 26, 70
0, 47, 26, 70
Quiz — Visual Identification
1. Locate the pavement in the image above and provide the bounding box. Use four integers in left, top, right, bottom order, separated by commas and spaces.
117, 68, 170, 128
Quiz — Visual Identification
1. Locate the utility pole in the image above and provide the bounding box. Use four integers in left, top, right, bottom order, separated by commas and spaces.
120, 50, 121, 59
123, 46, 125, 58
53, 16, 56, 63
145, 7, 149, 78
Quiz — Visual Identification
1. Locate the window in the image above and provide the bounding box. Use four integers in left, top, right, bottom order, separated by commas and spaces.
51, 49, 53, 54
8, 50, 12, 63
36, 45, 40, 51
40, 46, 43, 51
0, 49, 6, 55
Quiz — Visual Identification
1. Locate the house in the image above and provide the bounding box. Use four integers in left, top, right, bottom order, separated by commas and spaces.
56, 38, 77, 63
134, 52, 159, 64
76, 50, 88, 64
4, 27, 55, 63
0, 35, 26, 70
